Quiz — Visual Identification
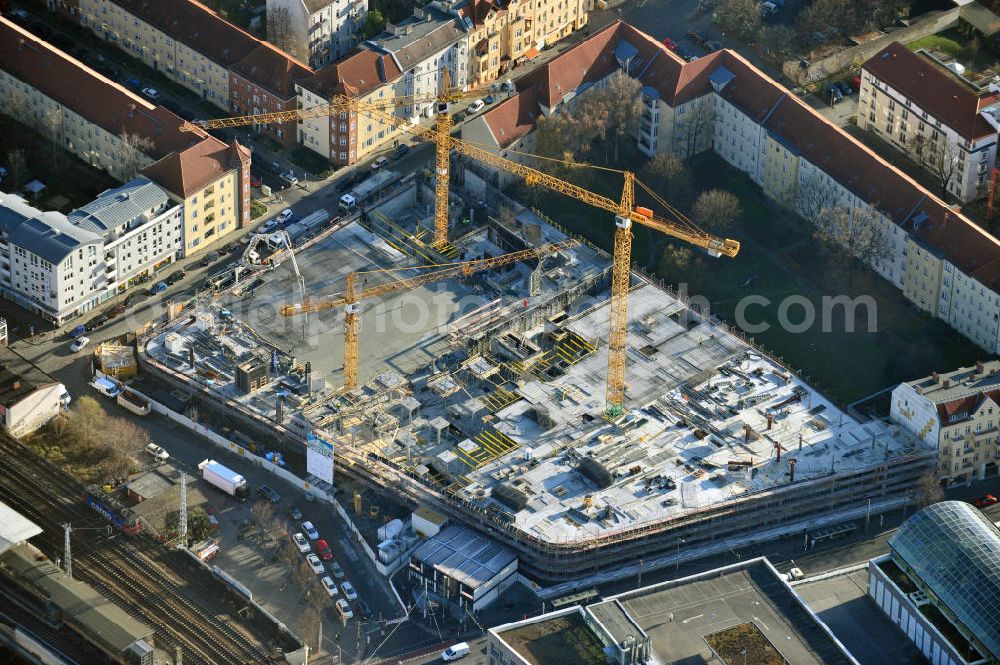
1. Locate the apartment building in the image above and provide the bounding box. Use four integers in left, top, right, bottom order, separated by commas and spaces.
0, 17, 200, 182
859, 43, 1000, 203
364, 6, 470, 122
230, 43, 314, 148
142, 139, 251, 253
0, 347, 65, 438
0, 178, 181, 325
891, 360, 1000, 485
296, 49, 404, 166
265, 0, 368, 67
448, 0, 533, 86
68, 178, 183, 290
465, 20, 1000, 357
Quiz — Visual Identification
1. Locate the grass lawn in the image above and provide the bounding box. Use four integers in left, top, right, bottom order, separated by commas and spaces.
0, 115, 118, 212
908, 33, 962, 56
515, 149, 984, 406
909, 28, 999, 70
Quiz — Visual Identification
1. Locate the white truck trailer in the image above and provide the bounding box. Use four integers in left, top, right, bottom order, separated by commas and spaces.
199, 459, 249, 501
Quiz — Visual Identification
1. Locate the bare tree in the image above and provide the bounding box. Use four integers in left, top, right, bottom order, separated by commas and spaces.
602, 71, 643, 162
6, 148, 28, 191
3, 89, 30, 124
715, 0, 761, 39
295, 592, 327, 655
903, 134, 963, 199
266, 7, 301, 60
114, 132, 154, 182
757, 25, 797, 63
812, 204, 892, 267
913, 467, 944, 508
658, 244, 693, 280
66, 396, 108, 454
676, 98, 714, 159
293, 558, 316, 595
641, 153, 693, 206
99, 417, 150, 482
693, 189, 741, 234
42, 108, 65, 172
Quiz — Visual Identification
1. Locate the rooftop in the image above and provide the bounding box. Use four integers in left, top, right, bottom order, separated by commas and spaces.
609, 559, 856, 664
0, 17, 208, 160
0, 193, 103, 264
367, 8, 467, 73
68, 178, 172, 236
0, 502, 42, 555
299, 48, 403, 98
493, 608, 607, 665
1, 543, 153, 655
862, 42, 995, 141
411, 525, 517, 590
230, 42, 314, 99
142, 139, 248, 198
888, 501, 1000, 661
900, 360, 1000, 403
0, 344, 61, 409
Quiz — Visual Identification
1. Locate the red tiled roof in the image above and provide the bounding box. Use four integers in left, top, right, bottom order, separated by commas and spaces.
862, 42, 995, 141
936, 390, 1000, 423
230, 42, 314, 99
0, 17, 209, 160
141, 136, 243, 198
112, 0, 258, 66
300, 49, 402, 99
479, 20, 1000, 293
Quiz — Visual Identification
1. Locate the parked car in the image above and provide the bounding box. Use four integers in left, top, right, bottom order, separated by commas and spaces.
662, 37, 677, 51
483, 95, 495, 104
9, 9, 30, 23
705, 40, 722, 52
357, 599, 374, 620
451, 110, 467, 123
141, 87, 160, 100
301, 521, 320, 540
70, 337, 90, 352
257, 485, 281, 504
200, 251, 220, 267
371, 156, 389, 170
392, 144, 411, 160
467, 100, 485, 114
145, 443, 169, 461
442, 643, 470, 662
321, 576, 340, 597
220, 241, 239, 254
279, 171, 299, 186
335, 599, 354, 620
315, 539, 334, 560
165, 269, 186, 285
329, 561, 346, 579
147, 281, 168, 295
851, 75, 862, 90
972, 494, 998, 508
260, 219, 279, 233
286, 505, 303, 520
292, 533, 311, 553
760, 1, 779, 15
340, 581, 358, 601
28, 21, 53, 38
250, 173, 263, 187
86, 313, 109, 331
276, 208, 294, 224
676, 45, 695, 61
69, 324, 88, 339
124, 78, 143, 91
835, 81, 853, 95
827, 85, 843, 105
306, 554, 324, 574
686, 30, 707, 45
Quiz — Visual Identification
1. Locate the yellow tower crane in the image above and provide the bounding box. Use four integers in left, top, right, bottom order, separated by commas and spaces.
185, 83, 740, 415
280, 240, 578, 390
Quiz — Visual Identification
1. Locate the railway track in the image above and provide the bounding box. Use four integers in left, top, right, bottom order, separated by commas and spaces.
0, 435, 277, 664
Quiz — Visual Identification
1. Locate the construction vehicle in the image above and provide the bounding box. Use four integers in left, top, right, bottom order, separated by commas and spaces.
199, 459, 249, 501
339, 170, 399, 210
282, 240, 578, 390
184, 73, 739, 415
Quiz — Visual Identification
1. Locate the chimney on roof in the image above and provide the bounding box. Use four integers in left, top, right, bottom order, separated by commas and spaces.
128, 103, 136, 117
976, 360, 985, 375
932, 372, 940, 384
11, 380, 20, 391
943, 379, 951, 388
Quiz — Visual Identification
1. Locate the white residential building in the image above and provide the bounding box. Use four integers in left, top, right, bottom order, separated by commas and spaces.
891, 360, 1000, 486
266, 0, 367, 67
0, 179, 181, 325
0, 347, 65, 438
859, 42, 1000, 203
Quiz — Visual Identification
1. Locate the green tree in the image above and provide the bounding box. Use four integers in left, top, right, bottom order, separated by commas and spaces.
693, 189, 741, 234
364, 9, 386, 39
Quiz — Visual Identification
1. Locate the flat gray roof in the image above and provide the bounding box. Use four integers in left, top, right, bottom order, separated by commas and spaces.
610, 559, 857, 665
411, 524, 516, 590
0, 501, 42, 554
69, 177, 170, 234
1, 543, 153, 654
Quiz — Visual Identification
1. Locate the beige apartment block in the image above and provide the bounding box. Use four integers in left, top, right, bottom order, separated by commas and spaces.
891, 361, 1000, 485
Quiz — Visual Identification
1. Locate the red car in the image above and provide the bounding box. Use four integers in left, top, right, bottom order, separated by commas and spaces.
315, 539, 334, 560
851, 75, 861, 90
972, 495, 998, 508
662, 37, 678, 51
250, 173, 263, 188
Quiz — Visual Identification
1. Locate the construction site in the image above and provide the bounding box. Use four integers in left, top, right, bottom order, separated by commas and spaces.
135, 90, 937, 584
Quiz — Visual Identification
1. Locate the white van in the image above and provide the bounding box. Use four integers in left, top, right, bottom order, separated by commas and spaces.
441, 642, 470, 661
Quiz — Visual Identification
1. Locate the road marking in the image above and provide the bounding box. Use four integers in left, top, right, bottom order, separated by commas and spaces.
681, 613, 704, 624
754, 616, 770, 631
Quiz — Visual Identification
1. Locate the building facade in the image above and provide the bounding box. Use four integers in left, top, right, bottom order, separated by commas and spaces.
142, 140, 251, 254
867, 501, 999, 665
229, 44, 314, 149
0, 179, 183, 325
890, 360, 1000, 485
265, 0, 367, 67
859, 43, 1000, 203
0, 348, 65, 438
